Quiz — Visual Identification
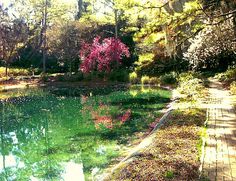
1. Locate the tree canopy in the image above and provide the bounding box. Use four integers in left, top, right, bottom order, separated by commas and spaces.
0, 0, 235, 76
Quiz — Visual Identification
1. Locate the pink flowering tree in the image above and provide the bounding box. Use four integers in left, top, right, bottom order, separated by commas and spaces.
79, 37, 130, 73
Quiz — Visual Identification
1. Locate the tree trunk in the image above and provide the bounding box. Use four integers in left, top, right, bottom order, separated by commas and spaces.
5, 64, 8, 78
114, 9, 118, 38
77, 0, 83, 19
42, 0, 48, 73
69, 61, 72, 76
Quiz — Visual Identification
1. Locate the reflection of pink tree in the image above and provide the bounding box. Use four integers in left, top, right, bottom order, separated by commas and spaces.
80, 37, 130, 73
118, 109, 131, 123
92, 113, 113, 130
91, 103, 132, 130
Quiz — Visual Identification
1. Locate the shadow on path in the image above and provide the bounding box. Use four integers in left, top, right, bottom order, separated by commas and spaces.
202, 78, 236, 180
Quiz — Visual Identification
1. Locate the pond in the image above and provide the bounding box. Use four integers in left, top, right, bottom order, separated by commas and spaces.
0, 85, 171, 180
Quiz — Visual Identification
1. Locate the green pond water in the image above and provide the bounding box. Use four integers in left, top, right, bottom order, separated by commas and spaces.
0, 85, 171, 181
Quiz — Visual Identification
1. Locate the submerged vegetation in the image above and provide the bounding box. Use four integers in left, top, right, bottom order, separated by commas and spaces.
0, 86, 171, 180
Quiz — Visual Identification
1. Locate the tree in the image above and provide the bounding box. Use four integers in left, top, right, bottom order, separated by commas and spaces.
83, 0, 132, 38
8, 0, 78, 72
48, 21, 95, 74
80, 37, 130, 73
0, 6, 28, 77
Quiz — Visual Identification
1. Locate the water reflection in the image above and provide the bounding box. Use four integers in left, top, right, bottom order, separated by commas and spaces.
0, 86, 170, 180
0, 94, 85, 180
62, 161, 85, 181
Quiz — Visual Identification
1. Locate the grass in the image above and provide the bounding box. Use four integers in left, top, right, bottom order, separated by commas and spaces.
108, 108, 206, 181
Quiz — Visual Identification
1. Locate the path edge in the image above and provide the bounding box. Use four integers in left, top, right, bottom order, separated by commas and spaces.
98, 108, 173, 181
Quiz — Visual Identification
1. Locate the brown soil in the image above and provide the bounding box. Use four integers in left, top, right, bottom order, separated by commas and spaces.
109, 109, 206, 181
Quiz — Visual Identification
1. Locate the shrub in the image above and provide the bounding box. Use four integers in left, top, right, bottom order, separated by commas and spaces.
177, 77, 205, 100
141, 75, 150, 84
40, 73, 49, 82
230, 81, 236, 95
129, 72, 139, 84
57, 73, 84, 82
184, 20, 235, 70
178, 72, 194, 83
160, 72, 177, 85
215, 68, 236, 82
109, 69, 129, 82
74, 72, 84, 81
149, 77, 159, 85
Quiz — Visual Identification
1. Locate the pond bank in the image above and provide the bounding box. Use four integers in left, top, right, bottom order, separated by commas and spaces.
101, 108, 206, 181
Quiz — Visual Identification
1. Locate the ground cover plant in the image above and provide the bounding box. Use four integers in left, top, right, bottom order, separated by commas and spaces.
108, 108, 206, 181
215, 68, 236, 84
230, 81, 236, 95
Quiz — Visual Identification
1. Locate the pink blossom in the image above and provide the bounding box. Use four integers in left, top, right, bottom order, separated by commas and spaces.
80, 37, 130, 73
118, 109, 131, 123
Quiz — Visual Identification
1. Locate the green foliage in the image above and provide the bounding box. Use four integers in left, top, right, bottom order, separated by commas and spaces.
40, 73, 49, 82
215, 68, 236, 82
149, 77, 159, 85
230, 81, 236, 95
108, 69, 129, 82
56, 73, 84, 82
135, 55, 188, 77
165, 170, 174, 179
0, 67, 30, 77
129, 72, 139, 84
134, 74, 160, 85
141, 75, 150, 85
177, 72, 201, 83
160, 72, 177, 85
177, 72, 205, 101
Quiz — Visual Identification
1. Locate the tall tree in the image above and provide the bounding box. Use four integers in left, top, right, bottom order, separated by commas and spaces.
0, 6, 28, 77
42, 0, 49, 73
10, 0, 78, 72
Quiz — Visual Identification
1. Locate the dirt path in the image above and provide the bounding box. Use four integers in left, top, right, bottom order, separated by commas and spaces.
202, 79, 236, 180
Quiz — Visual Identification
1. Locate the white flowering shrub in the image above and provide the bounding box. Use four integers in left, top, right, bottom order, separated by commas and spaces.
184, 19, 236, 70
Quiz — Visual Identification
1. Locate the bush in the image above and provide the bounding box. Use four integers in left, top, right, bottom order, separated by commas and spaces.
215, 68, 236, 82
160, 72, 177, 85
177, 71, 202, 82
230, 81, 236, 95
140, 75, 160, 85
40, 73, 49, 82
141, 75, 150, 84
149, 77, 159, 85
177, 77, 205, 100
109, 69, 129, 82
129, 72, 139, 84
57, 73, 84, 82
